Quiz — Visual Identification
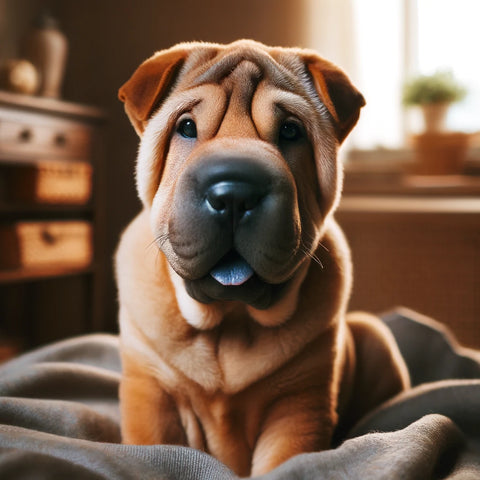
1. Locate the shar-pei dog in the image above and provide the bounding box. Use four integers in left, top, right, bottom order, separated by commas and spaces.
116, 39, 409, 476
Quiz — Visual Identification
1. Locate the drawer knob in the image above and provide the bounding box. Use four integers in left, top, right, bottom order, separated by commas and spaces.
41, 229, 57, 245
18, 128, 32, 142
54, 133, 67, 147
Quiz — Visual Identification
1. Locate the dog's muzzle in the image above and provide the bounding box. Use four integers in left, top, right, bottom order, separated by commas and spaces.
199, 158, 269, 287
165, 153, 302, 308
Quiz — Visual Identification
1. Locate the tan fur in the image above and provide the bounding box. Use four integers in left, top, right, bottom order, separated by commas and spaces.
116, 40, 409, 476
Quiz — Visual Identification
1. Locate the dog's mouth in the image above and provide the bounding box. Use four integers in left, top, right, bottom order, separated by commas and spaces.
182, 249, 292, 309
209, 251, 254, 286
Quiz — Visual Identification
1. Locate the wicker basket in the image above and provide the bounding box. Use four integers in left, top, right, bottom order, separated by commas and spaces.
0, 220, 92, 269
7, 160, 92, 205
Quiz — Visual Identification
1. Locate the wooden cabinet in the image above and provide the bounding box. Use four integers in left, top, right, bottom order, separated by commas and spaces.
0, 91, 106, 356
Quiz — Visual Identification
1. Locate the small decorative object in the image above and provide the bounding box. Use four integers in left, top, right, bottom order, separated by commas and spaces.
402, 70, 466, 133
22, 10, 68, 98
0, 59, 39, 95
403, 71, 470, 174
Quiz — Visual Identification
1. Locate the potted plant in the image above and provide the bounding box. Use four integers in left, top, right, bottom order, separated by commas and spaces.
402, 70, 466, 133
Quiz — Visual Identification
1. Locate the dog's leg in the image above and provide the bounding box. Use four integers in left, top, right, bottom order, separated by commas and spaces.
120, 357, 186, 445
250, 392, 335, 475
338, 311, 411, 433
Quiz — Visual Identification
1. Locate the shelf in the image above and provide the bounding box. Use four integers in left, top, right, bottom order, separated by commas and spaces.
0, 264, 94, 284
343, 171, 480, 197
340, 195, 480, 214
0, 92, 107, 346
0, 202, 93, 217
0, 90, 105, 122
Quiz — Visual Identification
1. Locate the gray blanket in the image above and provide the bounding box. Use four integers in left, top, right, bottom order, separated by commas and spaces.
0, 308, 479, 479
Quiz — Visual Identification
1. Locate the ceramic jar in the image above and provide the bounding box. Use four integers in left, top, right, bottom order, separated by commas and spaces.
23, 11, 68, 98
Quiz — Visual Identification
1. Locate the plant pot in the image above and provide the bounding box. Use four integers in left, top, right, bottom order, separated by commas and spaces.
420, 103, 450, 133
412, 132, 471, 175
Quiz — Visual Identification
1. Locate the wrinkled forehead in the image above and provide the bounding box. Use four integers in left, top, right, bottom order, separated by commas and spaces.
178, 44, 313, 98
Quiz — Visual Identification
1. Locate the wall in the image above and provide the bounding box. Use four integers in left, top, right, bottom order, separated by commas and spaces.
0, 0, 44, 60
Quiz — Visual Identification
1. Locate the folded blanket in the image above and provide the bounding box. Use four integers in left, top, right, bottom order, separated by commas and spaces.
0, 308, 478, 479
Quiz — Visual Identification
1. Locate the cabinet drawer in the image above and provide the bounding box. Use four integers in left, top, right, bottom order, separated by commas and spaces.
4, 160, 92, 205
0, 221, 92, 270
0, 118, 92, 159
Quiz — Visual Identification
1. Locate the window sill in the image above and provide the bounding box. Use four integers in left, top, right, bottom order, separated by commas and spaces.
343, 147, 480, 196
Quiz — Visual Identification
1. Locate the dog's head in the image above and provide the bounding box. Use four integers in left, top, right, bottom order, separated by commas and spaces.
119, 40, 364, 326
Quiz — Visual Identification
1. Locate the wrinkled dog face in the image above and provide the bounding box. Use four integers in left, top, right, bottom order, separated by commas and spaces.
119, 41, 364, 311
145, 60, 332, 310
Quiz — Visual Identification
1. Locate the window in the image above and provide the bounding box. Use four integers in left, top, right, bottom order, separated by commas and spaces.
416, 0, 480, 135
306, 0, 480, 150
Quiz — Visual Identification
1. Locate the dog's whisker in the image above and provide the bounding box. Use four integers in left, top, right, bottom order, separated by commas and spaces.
146, 233, 170, 252
318, 242, 330, 253
300, 243, 324, 270
309, 251, 324, 269
145, 238, 164, 270
311, 252, 324, 269
146, 239, 158, 251
154, 248, 162, 269
301, 231, 328, 253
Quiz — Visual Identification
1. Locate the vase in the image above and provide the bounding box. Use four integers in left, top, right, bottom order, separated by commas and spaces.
22, 11, 68, 98
420, 103, 450, 133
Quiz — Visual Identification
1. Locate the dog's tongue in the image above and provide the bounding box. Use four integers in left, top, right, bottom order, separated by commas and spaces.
210, 253, 254, 286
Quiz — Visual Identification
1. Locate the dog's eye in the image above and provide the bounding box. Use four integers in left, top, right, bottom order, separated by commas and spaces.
279, 121, 303, 142
177, 119, 197, 139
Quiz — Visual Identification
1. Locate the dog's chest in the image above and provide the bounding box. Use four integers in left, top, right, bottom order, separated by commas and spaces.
176, 388, 263, 475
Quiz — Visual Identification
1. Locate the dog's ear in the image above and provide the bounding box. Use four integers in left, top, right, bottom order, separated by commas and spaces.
304, 55, 365, 143
118, 47, 189, 135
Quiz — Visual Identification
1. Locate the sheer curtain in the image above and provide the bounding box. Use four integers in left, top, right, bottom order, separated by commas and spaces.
305, 0, 358, 78
305, 0, 404, 150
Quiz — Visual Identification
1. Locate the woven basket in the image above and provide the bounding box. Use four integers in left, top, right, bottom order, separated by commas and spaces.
0, 221, 92, 269
7, 160, 92, 204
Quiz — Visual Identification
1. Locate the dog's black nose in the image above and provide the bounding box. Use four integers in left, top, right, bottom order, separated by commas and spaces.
206, 181, 262, 219
197, 156, 271, 228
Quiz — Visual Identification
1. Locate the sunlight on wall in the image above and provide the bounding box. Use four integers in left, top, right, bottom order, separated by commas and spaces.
306, 0, 404, 149
351, 0, 404, 149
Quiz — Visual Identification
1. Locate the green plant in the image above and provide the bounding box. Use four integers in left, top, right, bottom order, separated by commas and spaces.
402, 70, 466, 106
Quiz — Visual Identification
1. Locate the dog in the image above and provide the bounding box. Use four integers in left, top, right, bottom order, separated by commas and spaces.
116, 39, 410, 476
